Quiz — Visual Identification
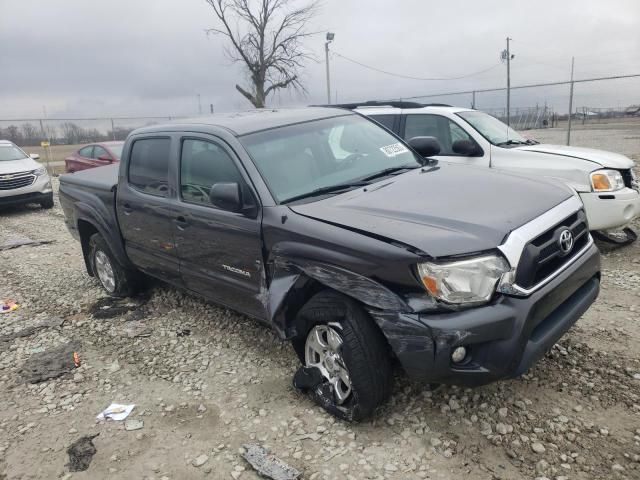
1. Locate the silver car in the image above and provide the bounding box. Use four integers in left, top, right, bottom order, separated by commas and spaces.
0, 140, 53, 209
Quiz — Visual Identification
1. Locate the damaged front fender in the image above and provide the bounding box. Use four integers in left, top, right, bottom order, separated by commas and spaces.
266, 258, 410, 339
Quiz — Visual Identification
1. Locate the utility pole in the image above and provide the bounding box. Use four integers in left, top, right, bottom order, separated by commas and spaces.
506, 37, 512, 126
566, 56, 575, 146
197, 94, 202, 115
325, 32, 335, 104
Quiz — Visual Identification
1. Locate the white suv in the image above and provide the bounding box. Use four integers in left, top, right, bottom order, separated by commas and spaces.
352, 102, 640, 235
0, 140, 54, 209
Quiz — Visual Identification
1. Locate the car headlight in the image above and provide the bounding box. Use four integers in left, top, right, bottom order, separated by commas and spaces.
590, 169, 624, 192
417, 254, 509, 305
33, 166, 47, 176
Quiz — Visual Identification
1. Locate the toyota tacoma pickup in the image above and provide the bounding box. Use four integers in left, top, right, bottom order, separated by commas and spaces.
59, 108, 600, 420
347, 101, 640, 241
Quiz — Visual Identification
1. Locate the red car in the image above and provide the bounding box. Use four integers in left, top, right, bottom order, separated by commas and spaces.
64, 141, 124, 173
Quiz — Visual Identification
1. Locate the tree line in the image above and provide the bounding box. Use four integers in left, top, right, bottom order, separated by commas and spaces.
0, 122, 134, 146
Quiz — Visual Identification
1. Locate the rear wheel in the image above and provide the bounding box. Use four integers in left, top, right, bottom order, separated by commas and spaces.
88, 233, 137, 297
292, 291, 393, 421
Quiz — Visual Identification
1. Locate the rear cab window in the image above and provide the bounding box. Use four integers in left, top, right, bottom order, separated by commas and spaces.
128, 138, 171, 197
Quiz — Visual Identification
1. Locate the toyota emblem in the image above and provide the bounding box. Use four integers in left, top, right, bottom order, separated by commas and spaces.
558, 229, 574, 255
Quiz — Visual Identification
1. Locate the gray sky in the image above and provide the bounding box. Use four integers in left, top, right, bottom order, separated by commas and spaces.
1, 0, 639, 118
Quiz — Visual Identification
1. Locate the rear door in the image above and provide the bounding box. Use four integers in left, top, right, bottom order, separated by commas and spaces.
116, 135, 183, 285
69, 145, 94, 172
174, 135, 266, 319
402, 113, 489, 167
92, 145, 115, 167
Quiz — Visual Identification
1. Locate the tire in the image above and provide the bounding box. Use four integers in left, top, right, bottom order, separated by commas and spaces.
88, 233, 137, 297
292, 290, 393, 421
40, 194, 54, 209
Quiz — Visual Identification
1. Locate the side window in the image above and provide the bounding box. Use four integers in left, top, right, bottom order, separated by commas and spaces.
79, 146, 93, 157
369, 114, 398, 132
404, 115, 442, 142
449, 122, 473, 144
128, 138, 171, 197
180, 139, 243, 206
404, 115, 475, 155
93, 146, 108, 159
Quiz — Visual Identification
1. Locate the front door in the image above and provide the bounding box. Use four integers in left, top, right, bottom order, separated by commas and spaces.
174, 136, 266, 319
402, 114, 490, 167
116, 136, 183, 285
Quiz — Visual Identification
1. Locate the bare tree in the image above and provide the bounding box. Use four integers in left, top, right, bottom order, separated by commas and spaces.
60, 122, 84, 145
21, 123, 39, 146
205, 0, 318, 108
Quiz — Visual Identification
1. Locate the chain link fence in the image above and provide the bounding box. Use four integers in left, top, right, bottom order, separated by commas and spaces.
0, 116, 182, 148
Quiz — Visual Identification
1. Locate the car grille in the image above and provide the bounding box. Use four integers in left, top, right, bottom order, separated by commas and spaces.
619, 169, 636, 189
515, 210, 590, 289
0, 171, 36, 190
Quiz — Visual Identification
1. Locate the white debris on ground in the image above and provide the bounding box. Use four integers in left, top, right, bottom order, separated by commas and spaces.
0, 126, 639, 479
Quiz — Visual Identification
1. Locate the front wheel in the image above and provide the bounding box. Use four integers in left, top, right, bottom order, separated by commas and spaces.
88, 233, 138, 297
40, 194, 54, 209
292, 291, 393, 421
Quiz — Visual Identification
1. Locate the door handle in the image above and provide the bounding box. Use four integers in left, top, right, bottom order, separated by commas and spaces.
174, 216, 188, 230
122, 203, 132, 215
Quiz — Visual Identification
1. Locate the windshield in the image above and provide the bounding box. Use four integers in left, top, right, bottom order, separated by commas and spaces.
108, 143, 124, 159
240, 115, 422, 203
0, 144, 28, 162
457, 111, 529, 146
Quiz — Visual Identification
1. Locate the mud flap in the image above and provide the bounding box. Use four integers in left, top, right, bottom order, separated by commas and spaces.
292, 366, 359, 421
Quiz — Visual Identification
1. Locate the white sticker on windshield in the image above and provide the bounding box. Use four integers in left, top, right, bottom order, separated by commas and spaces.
380, 143, 409, 157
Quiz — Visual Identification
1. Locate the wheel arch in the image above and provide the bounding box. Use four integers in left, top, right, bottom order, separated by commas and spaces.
267, 257, 410, 340
75, 203, 133, 275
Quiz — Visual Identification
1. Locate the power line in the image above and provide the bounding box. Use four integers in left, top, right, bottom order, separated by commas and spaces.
400, 72, 640, 100
332, 51, 502, 81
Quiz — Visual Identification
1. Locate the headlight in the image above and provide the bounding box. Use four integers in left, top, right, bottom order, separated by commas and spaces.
33, 166, 47, 176
417, 254, 509, 305
590, 169, 624, 192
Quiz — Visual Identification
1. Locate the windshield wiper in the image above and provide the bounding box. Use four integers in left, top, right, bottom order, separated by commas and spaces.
495, 139, 529, 147
361, 164, 419, 182
282, 181, 369, 204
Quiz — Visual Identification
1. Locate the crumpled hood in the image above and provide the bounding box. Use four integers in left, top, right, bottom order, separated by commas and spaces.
290, 164, 574, 258
0, 157, 42, 175
515, 144, 634, 169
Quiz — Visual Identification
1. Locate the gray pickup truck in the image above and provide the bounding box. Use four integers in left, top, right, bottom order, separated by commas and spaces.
59, 108, 600, 420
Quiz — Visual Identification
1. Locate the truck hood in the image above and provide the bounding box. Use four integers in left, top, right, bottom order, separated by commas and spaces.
0, 157, 42, 175
515, 144, 634, 169
290, 164, 573, 258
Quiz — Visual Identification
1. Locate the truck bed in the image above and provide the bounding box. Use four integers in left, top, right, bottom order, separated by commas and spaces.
59, 163, 119, 191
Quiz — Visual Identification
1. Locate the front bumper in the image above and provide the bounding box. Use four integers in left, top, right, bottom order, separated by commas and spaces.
0, 173, 53, 206
580, 188, 640, 230
371, 242, 600, 385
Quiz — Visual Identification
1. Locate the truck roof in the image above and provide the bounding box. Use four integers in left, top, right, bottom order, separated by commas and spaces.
134, 107, 353, 137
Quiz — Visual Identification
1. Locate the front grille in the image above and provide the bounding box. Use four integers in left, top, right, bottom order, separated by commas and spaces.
515, 210, 590, 289
0, 173, 36, 190
619, 169, 635, 189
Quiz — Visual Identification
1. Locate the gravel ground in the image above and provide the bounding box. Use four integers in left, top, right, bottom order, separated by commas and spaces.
1, 124, 639, 480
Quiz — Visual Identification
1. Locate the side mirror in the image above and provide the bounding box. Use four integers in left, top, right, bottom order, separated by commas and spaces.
97, 154, 113, 162
29, 153, 40, 160
452, 139, 480, 156
407, 136, 441, 157
209, 182, 242, 212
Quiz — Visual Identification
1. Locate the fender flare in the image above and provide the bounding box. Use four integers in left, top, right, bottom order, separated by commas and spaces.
75, 202, 133, 273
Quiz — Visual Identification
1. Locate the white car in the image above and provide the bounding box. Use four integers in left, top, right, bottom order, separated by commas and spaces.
0, 140, 54, 209
351, 102, 639, 234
